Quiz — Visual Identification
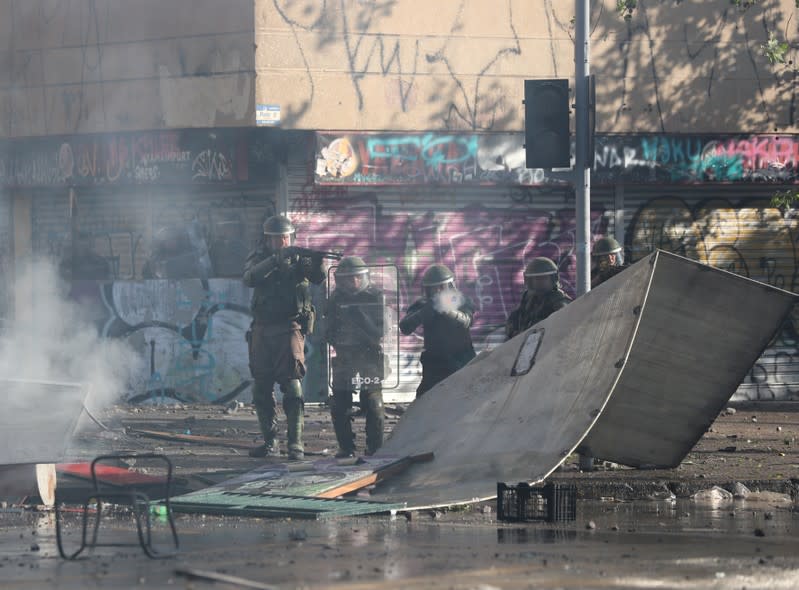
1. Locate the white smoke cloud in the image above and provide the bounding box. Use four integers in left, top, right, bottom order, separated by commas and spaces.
432, 289, 465, 314
0, 258, 141, 419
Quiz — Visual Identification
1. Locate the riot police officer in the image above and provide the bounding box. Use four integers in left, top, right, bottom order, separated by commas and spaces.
399, 264, 476, 398
591, 236, 628, 288
243, 215, 325, 460
506, 257, 571, 340
327, 256, 385, 457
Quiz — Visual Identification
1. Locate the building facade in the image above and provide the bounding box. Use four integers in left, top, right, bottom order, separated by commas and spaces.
2, 1, 798, 402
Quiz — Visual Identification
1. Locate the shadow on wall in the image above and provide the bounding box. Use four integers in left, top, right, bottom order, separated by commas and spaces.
626, 195, 799, 401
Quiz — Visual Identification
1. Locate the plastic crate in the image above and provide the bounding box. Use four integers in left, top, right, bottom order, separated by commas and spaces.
496, 482, 577, 523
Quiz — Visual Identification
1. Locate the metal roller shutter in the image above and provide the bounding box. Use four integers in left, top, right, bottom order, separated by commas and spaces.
622, 185, 799, 401
32, 185, 276, 280
287, 136, 615, 400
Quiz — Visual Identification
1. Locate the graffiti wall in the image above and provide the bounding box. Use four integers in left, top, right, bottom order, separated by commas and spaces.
0, 128, 285, 188
627, 196, 799, 401
316, 133, 799, 187
70, 279, 253, 404
289, 185, 610, 399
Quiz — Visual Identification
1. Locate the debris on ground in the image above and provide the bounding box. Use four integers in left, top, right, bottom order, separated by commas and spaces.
732, 482, 751, 499
175, 568, 279, 590
691, 486, 733, 504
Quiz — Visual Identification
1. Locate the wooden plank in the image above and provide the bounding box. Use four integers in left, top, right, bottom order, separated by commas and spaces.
316, 452, 433, 499
128, 428, 255, 449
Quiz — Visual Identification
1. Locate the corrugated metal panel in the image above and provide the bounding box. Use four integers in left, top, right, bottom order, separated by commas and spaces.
32, 185, 276, 280
287, 136, 615, 400
374, 255, 655, 508
374, 251, 795, 508
621, 186, 799, 401
582, 251, 796, 467
0, 190, 12, 319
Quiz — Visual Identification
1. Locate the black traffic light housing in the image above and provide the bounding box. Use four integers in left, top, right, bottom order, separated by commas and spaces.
524, 79, 570, 169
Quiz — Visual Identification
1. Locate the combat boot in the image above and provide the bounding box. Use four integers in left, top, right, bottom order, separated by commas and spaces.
282, 379, 305, 460
330, 390, 356, 458
250, 380, 278, 457
248, 441, 280, 458
364, 389, 385, 456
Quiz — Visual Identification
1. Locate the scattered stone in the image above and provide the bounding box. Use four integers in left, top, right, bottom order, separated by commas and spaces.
720, 446, 737, 453
745, 492, 793, 504
430, 510, 444, 520
751, 417, 758, 423
691, 486, 733, 504
611, 525, 619, 531
724, 407, 736, 416
732, 482, 751, 499
754, 528, 766, 537
29, 544, 39, 552
759, 557, 768, 565
764, 512, 775, 521
480, 505, 492, 515
776, 426, 782, 432
586, 521, 596, 530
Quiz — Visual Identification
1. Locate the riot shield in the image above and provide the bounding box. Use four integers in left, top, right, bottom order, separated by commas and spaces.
326, 264, 400, 393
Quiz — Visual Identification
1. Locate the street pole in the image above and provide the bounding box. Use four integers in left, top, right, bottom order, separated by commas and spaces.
575, 0, 591, 296
575, 0, 595, 473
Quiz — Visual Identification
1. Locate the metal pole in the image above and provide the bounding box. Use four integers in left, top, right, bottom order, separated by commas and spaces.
575, 0, 591, 296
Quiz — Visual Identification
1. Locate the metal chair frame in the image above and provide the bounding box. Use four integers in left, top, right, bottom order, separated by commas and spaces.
55, 453, 179, 559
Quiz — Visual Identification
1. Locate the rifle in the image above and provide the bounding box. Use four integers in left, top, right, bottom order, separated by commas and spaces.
286, 246, 343, 260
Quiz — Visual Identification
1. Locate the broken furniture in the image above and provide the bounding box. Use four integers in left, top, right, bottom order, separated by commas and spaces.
55, 453, 179, 560
167, 454, 428, 519
0, 379, 88, 506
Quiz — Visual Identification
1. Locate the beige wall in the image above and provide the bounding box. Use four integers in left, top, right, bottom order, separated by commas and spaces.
0, 0, 255, 137
256, 0, 799, 133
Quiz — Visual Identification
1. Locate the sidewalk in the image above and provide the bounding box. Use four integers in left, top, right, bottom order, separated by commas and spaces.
67, 401, 799, 503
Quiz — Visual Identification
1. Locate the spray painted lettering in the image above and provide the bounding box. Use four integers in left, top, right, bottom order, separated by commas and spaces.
0, 130, 242, 187
316, 133, 799, 186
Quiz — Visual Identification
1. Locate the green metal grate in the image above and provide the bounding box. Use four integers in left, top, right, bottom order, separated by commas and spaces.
169, 490, 405, 519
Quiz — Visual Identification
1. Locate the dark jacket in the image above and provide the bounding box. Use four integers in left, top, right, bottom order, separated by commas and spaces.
505, 287, 570, 339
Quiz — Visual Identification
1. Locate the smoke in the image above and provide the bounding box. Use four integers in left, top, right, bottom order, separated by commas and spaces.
432, 289, 465, 314
0, 258, 141, 416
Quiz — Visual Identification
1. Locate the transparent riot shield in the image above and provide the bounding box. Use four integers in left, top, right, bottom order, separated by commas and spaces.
326, 264, 400, 394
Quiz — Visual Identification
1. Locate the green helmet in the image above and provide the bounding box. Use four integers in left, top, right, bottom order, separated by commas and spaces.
421, 264, 455, 287
592, 236, 622, 257
336, 256, 370, 293
262, 215, 296, 236
335, 256, 369, 277
524, 257, 558, 277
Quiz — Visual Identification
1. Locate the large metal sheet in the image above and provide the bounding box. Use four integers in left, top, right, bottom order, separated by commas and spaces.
0, 379, 88, 465
371, 251, 797, 509
580, 251, 797, 468
372, 256, 655, 507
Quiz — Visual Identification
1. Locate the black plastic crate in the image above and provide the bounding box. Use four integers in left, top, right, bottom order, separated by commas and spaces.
496, 482, 577, 523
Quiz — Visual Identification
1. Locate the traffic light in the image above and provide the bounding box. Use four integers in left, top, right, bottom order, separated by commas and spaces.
524, 79, 570, 169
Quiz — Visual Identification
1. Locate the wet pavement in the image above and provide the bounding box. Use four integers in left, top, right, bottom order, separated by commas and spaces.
1, 499, 798, 589
0, 402, 796, 588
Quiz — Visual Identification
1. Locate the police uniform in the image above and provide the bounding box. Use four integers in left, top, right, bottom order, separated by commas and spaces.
399, 264, 476, 398
243, 217, 324, 460
327, 269, 385, 456
505, 287, 570, 339
506, 257, 570, 340
591, 236, 629, 289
